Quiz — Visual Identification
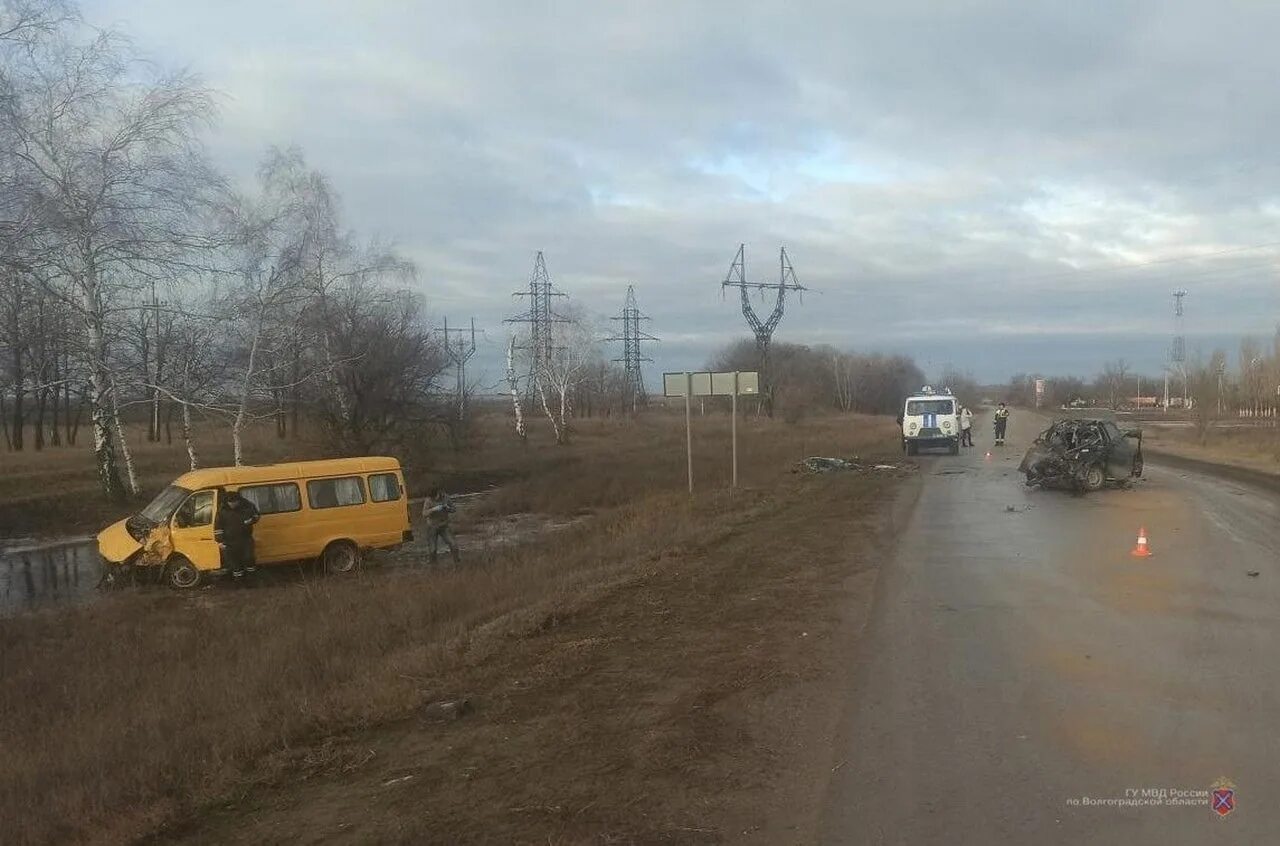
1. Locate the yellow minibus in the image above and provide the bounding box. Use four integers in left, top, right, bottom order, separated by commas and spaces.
97, 457, 412, 589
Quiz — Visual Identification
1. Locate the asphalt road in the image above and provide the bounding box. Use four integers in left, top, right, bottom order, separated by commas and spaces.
819, 410, 1280, 845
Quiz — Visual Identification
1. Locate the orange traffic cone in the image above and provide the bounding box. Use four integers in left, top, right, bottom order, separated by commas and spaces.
1130, 527, 1152, 558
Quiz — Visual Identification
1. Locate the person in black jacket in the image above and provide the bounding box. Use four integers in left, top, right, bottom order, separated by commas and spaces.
214, 488, 260, 579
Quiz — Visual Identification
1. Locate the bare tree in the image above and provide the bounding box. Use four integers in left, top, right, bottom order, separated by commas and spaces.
506, 336, 526, 442
536, 307, 603, 445
1098, 359, 1130, 410
1, 15, 221, 497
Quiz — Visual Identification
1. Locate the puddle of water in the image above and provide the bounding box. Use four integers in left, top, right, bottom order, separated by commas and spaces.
0, 540, 101, 617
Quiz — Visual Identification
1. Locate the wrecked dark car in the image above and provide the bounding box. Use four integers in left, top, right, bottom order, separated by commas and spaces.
1019, 418, 1143, 492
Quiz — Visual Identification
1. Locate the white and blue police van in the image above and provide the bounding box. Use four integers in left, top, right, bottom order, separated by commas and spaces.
899, 386, 960, 456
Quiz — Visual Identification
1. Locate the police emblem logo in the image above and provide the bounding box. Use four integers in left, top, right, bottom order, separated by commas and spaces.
1210, 778, 1236, 818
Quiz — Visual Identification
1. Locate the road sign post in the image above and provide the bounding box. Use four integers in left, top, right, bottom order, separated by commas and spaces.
685, 372, 693, 494
731, 375, 738, 490
664, 370, 758, 494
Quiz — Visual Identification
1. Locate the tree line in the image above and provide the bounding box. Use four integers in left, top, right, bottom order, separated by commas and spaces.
0, 1, 472, 499
1006, 328, 1280, 426
710, 339, 927, 419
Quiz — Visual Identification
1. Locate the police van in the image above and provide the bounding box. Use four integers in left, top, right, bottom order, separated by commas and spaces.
899, 386, 960, 456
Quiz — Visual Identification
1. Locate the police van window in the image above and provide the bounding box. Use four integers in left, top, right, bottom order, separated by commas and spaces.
240, 483, 301, 515
174, 490, 215, 528
307, 477, 366, 509
368, 473, 402, 503
907, 399, 955, 415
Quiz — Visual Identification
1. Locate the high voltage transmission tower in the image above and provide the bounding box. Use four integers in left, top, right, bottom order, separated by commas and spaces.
505, 251, 568, 389
437, 317, 477, 420
605, 285, 659, 413
721, 244, 805, 411
721, 243, 806, 362
1164, 289, 1188, 410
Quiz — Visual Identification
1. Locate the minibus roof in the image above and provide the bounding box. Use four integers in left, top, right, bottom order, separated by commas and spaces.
174, 456, 401, 491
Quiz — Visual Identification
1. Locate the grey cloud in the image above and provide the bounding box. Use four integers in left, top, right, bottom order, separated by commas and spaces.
83, 0, 1280, 381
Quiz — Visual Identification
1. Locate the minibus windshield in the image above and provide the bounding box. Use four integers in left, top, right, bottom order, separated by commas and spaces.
137, 485, 193, 525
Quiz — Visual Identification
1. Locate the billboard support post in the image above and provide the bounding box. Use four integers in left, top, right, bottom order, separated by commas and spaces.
665, 371, 757, 495
731, 372, 739, 490
685, 372, 693, 495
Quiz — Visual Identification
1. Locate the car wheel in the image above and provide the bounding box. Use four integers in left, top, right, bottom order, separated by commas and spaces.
1082, 464, 1106, 492
949, 440, 960, 456
906, 441, 918, 456
165, 556, 202, 590
322, 540, 361, 574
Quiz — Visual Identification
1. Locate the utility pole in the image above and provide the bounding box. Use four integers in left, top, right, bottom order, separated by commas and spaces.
437, 317, 478, 421
720, 244, 805, 412
505, 251, 568, 396
605, 285, 659, 414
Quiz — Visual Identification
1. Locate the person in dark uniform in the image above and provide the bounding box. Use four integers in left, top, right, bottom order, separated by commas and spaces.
214, 487, 260, 579
993, 403, 1011, 446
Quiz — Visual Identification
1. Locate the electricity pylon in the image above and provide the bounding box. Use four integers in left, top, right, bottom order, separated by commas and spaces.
437, 317, 477, 420
605, 285, 659, 414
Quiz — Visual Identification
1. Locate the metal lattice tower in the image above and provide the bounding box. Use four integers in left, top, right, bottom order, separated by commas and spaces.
505, 251, 568, 388
605, 285, 659, 413
721, 243, 806, 363
1164, 289, 1189, 410
437, 317, 477, 420
1171, 289, 1188, 364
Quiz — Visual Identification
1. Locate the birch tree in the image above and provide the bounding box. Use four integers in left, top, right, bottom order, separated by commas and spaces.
0, 11, 220, 498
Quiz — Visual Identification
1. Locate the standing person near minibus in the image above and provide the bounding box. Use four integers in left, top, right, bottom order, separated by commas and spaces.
214, 487, 260, 579
960, 405, 975, 447
422, 487, 460, 564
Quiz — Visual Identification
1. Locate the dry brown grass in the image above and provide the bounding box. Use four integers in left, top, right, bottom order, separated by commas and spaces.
0, 411, 901, 846
1142, 422, 1280, 475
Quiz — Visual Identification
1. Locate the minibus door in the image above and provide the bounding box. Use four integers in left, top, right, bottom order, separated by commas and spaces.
169, 489, 222, 571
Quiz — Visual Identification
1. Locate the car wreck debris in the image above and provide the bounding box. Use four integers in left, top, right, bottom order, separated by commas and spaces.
1019, 418, 1143, 493
795, 457, 911, 474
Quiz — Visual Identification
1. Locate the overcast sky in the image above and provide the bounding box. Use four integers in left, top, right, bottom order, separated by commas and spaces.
86, 0, 1280, 384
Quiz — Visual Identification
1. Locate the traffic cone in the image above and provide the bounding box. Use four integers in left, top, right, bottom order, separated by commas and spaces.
1130, 527, 1152, 558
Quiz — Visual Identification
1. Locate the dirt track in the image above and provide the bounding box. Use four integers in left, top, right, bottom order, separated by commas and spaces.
820, 411, 1280, 843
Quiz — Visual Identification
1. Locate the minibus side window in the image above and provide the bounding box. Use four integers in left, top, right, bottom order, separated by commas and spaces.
174, 490, 215, 528
307, 477, 366, 509
368, 473, 402, 503
240, 483, 301, 515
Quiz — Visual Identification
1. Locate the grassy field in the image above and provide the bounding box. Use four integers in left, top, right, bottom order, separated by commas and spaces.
1140, 421, 1280, 476
0, 410, 907, 845
0, 405, 847, 537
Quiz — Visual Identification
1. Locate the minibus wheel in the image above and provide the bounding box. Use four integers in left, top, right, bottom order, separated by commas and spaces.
322, 541, 360, 574
165, 556, 202, 590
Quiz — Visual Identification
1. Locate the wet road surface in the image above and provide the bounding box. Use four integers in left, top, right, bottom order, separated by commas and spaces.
820, 411, 1280, 844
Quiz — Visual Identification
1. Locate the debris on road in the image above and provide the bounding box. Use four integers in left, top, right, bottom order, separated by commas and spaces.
1248, 570, 1260, 577
795, 457, 911, 475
